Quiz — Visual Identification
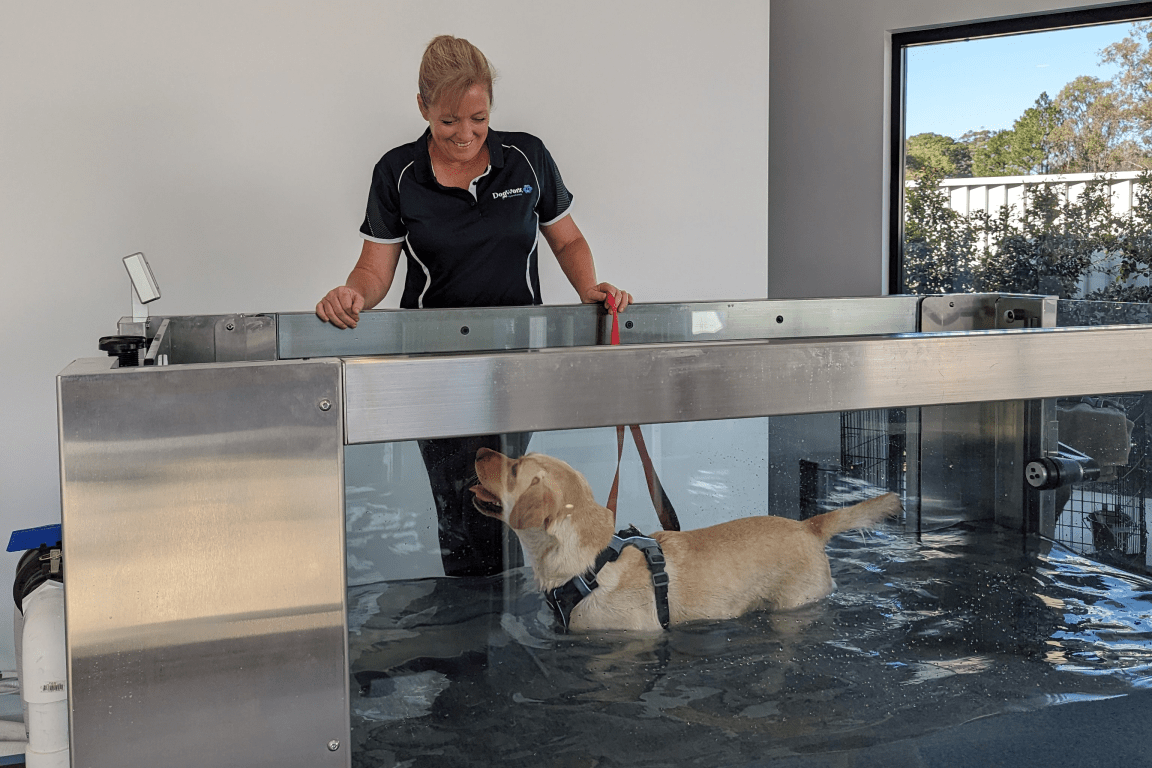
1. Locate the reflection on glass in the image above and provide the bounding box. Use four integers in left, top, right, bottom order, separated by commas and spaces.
345, 407, 1152, 766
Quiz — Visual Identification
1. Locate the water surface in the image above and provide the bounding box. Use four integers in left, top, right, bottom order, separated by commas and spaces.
348, 522, 1152, 767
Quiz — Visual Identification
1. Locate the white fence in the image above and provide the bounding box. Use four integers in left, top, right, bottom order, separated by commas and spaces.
938, 170, 1146, 221
933, 170, 1148, 297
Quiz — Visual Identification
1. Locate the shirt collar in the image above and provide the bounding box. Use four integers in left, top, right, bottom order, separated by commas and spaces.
414, 127, 505, 184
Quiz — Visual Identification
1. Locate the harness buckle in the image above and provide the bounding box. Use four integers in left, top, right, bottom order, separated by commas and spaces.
645, 551, 665, 566
574, 573, 597, 596
651, 571, 670, 588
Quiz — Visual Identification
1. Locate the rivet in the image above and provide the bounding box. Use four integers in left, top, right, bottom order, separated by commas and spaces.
319, 399, 332, 412
327, 739, 340, 751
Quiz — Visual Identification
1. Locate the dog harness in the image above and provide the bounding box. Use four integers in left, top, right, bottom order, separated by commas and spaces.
545, 526, 671, 631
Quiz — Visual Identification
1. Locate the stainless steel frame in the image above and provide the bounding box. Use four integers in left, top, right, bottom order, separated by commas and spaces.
341, 324, 1151, 442
918, 294, 1060, 532
61, 295, 1152, 768
59, 359, 348, 768
275, 297, 923, 358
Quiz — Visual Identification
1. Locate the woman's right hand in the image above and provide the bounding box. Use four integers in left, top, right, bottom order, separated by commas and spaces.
316, 286, 366, 329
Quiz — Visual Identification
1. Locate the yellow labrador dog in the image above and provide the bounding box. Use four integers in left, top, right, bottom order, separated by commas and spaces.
471, 448, 901, 632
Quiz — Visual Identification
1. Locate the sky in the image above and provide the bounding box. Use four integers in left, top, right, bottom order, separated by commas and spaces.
905, 21, 1140, 139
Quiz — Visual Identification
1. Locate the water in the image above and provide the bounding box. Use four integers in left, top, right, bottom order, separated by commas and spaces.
346, 522, 1152, 768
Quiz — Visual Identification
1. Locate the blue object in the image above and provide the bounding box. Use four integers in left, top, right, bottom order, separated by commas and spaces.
7, 524, 61, 553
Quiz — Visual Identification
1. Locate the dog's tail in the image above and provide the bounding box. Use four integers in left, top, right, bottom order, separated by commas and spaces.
804, 492, 902, 543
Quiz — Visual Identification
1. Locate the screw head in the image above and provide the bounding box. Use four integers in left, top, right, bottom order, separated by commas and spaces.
318, 398, 332, 412
327, 740, 340, 752
225, 322, 236, 331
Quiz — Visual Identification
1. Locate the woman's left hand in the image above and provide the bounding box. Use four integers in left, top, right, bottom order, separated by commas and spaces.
582, 282, 632, 312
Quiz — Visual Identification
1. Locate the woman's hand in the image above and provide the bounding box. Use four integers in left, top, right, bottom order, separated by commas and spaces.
316, 286, 366, 329
581, 282, 632, 312
316, 241, 403, 329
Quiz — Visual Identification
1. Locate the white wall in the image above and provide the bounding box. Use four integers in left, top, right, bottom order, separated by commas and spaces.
6, 0, 1130, 673
768, 0, 1130, 299
0, 1, 768, 668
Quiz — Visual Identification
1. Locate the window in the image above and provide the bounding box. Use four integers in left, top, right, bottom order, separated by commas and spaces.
890, 3, 1152, 298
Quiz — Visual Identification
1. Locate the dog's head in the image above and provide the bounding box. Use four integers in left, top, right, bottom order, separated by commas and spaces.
472, 448, 618, 588
471, 448, 604, 533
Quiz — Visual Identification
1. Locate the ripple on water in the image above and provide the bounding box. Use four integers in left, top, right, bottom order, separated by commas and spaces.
349, 522, 1152, 767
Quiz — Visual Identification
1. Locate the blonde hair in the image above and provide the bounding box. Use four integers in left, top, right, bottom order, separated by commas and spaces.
418, 35, 496, 113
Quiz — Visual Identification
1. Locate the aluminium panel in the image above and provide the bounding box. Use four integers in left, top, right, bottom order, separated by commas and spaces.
278, 297, 922, 359
918, 294, 1059, 531
344, 325, 1152, 444
58, 359, 348, 768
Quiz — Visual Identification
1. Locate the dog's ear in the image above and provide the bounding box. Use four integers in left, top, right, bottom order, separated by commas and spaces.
507, 477, 558, 531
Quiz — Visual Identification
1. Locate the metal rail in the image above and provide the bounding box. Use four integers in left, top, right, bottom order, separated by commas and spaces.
343, 324, 1152, 443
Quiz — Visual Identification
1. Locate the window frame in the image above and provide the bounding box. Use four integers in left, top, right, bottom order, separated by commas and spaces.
888, 2, 1152, 294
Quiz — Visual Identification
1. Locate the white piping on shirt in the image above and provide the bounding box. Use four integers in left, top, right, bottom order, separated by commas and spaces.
364, 160, 414, 243
393, 160, 438, 306
397, 160, 414, 190
540, 205, 574, 228
506, 143, 544, 303
362, 233, 405, 244
405, 234, 433, 309
524, 226, 537, 302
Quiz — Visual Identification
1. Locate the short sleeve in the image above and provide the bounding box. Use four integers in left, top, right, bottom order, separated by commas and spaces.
535, 144, 574, 227
359, 160, 407, 243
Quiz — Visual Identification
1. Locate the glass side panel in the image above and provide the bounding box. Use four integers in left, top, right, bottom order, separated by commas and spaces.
346, 404, 1152, 766
1057, 298, 1152, 327
1051, 300, 1151, 568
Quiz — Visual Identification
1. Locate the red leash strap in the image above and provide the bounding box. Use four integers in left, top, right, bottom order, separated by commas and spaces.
606, 424, 627, 514
603, 295, 680, 532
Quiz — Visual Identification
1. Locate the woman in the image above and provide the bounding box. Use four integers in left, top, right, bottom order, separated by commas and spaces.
317, 35, 631, 576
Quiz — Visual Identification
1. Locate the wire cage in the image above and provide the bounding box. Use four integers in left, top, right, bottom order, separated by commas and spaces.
1053, 393, 1149, 568
799, 408, 907, 518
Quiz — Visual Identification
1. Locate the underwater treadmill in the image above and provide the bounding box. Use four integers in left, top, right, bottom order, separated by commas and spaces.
55, 294, 1152, 767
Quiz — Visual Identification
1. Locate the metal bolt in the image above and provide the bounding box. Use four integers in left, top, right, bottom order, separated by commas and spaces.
327, 740, 340, 752
318, 399, 332, 412
225, 322, 236, 332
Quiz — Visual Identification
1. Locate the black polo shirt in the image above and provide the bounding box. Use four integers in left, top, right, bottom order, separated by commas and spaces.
360, 128, 574, 309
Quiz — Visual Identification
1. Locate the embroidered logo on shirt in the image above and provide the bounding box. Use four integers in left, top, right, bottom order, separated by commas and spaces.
493, 184, 533, 200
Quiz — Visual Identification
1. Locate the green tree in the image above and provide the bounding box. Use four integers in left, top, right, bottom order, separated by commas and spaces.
1101, 21, 1152, 160
902, 164, 980, 293
977, 176, 1120, 297
1048, 76, 1140, 173
905, 133, 972, 179
970, 93, 1060, 176
1093, 171, 1152, 301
